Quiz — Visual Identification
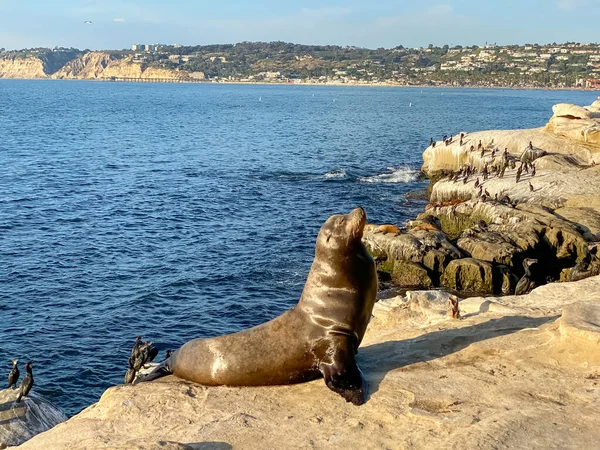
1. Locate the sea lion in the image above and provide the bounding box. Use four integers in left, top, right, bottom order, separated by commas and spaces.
140, 207, 378, 405
366, 224, 401, 235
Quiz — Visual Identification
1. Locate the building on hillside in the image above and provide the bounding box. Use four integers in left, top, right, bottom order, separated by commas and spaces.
586, 79, 600, 89
131, 44, 155, 52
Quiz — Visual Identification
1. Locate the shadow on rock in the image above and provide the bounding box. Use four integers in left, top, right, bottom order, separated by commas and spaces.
189, 443, 233, 450
360, 315, 557, 397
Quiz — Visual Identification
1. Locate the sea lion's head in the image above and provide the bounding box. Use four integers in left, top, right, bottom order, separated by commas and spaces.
316, 207, 367, 254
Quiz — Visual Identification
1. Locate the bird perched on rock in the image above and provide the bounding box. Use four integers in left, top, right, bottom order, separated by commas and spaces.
531, 164, 536, 177
484, 189, 491, 197
478, 140, 482, 150
15, 362, 33, 403
529, 141, 534, 150
480, 148, 485, 158
515, 259, 537, 295
529, 182, 534, 192
430, 138, 434, 146
8, 360, 19, 389
569, 243, 598, 282
474, 177, 480, 188
516, 167, 522, 184
448, 295, 460, 319
482, 164, 489, 181
124, 362, 136, 384
499, 165, 506, 178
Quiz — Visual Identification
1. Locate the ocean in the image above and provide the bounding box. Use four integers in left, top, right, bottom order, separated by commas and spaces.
0, 80, 597, 416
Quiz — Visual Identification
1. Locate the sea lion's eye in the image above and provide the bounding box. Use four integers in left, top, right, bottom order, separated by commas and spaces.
326, 232, 332, 242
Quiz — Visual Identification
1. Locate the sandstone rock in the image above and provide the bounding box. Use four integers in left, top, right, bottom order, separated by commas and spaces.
0, 390, 66, 449
552, 103, 595, 120
559, 300, 600, 342
457, 229, 522, 267
440, 258, 495, 294
363, 227, 462, 289
389, 260, 433, 289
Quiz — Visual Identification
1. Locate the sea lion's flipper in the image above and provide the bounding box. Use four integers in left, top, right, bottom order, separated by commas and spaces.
318, 336, 367, 406
135, 358, 172, 383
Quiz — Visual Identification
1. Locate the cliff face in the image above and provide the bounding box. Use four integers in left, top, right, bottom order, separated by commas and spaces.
0, 52, 189, 81
0, 56, 47, 79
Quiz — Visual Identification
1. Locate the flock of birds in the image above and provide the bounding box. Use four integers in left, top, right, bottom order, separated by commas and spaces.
6, 360, 34, 403
4, 338, 161, 407
431, 134, 540, 206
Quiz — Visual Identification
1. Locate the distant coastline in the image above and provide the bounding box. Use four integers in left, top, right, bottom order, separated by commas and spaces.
2, 76, 598, 93
2, 41, 600, 90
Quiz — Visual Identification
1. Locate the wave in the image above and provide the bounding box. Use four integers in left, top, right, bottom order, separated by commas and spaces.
358, 167, 420, 184
323, 169, 348, 179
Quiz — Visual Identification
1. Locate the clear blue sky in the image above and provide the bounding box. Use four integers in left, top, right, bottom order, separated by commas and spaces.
0, 0, 598, 50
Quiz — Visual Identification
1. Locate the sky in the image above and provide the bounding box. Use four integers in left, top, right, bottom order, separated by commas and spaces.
0, 0, 599, 50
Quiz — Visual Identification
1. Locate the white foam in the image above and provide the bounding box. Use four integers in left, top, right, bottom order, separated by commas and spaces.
324, 169, 348, 179
358, 167, 419, 184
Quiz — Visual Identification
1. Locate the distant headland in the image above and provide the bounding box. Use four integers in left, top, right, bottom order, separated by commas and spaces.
1, 41, 599, 89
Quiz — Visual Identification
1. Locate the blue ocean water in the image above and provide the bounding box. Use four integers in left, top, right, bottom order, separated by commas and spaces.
0, 80, 598, 416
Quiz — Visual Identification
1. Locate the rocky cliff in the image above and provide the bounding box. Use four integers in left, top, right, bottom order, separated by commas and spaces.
0, 56, 47, 79
0, 52, 193, 81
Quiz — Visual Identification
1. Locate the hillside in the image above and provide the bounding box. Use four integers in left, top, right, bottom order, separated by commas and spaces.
1, 42, 599, 87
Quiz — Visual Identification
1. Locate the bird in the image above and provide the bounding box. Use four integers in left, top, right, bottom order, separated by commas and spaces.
15, 362, 33, 403
146, 345, 159, 364
529, 182, 534, 192
529, 141, 534, 150
133, 342, 152, 371
569, 243, 598, 282
84, 20, 92, 24
474, 177, 480, 188
531, 165, 536, 177
484, 189, 491, 197
8, 360, 19, 389
129, 336, 143, 368
515, 259, 538, 295
124, 364, 136, 384
516, 168, 522, 184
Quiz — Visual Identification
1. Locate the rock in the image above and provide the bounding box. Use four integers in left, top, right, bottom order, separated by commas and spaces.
559, 300, 600, 343
422, 102, 600, 178
457, 229, 522, 267
0, 390, 66, 449
552, 103, 595, 120
440, 258, 495, 294
389, 260, 433, 289
363, 227, 462, 289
